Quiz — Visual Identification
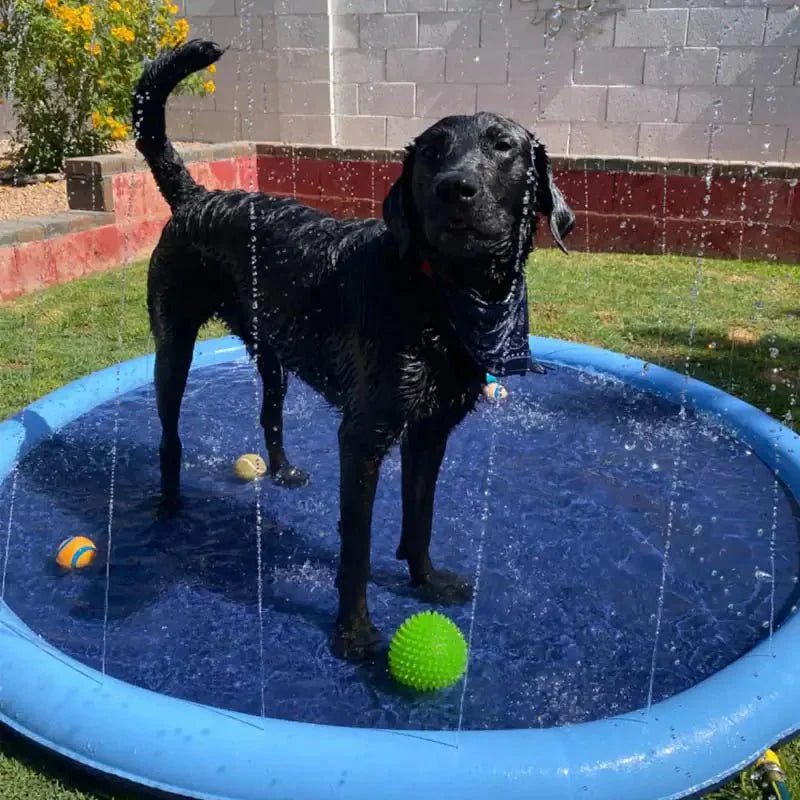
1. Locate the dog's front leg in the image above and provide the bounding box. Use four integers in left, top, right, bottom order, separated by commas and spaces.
330, 418, 388, 660
255, 344, 309, 487
397, 419, 472, 605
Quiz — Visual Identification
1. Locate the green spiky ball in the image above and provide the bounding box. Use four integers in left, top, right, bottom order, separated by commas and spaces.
388, 611, 468, 691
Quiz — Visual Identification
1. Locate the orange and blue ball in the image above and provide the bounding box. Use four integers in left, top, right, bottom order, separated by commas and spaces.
56, 536, 97, 570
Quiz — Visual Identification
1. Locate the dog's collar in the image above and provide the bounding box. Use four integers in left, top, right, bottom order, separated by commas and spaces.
420, 259, 432, 277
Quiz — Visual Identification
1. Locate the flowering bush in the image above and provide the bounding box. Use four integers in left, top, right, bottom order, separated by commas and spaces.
0, 0, 216, 172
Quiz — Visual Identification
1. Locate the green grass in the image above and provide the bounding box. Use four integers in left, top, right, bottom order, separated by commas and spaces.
1, 250, 800, 799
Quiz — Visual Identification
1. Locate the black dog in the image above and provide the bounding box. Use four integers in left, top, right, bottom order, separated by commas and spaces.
133, 40, 574, 659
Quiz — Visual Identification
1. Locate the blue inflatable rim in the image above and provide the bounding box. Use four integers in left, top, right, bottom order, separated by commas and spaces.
1, 335, 799, 800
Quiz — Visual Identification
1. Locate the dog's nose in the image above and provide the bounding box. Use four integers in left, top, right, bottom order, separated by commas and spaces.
435, 173, 479, 204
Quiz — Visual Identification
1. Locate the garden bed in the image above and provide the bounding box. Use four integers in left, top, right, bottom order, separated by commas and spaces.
0, 140, 799, 304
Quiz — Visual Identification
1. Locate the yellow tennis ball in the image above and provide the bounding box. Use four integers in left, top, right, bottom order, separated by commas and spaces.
233, 453, 267, 481
56, 536, 97, 570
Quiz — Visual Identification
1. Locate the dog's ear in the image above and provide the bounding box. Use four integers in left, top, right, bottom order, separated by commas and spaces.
383, 143, 416, 260
531, 138, 575, 255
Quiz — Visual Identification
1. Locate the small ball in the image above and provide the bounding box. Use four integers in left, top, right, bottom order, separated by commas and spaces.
56, 536, 97, 570
388, 611, 468, 692
482, 382, 508, 402
233, 453, 267, 481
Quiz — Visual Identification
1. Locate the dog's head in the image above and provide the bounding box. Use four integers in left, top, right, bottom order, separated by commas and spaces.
383, 112, 574, 279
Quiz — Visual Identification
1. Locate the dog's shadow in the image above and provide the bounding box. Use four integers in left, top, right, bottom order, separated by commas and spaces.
17, 430, 413, 647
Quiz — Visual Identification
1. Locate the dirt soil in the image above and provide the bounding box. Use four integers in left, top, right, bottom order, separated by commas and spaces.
0, 138, 195, 223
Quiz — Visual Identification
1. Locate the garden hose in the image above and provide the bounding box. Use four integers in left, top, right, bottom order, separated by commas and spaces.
754, 750, 792, 800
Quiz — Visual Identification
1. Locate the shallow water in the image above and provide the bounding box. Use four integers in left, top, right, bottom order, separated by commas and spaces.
1, 359, 798, 731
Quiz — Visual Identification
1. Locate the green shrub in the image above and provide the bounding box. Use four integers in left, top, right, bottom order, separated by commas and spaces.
0, 0, 215, 173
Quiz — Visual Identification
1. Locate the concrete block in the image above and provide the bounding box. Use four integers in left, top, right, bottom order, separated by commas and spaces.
508, 46, 575, 85
528, 121, 570, 155
333, 49, 386, 82
336, 0, 385, 11
615, 9, 688, 47
678, 87, 753, 124
448, 0, 508, 8
644, 48, 719, 86
360, 13, 417, 48
358, 83, 415, 116
540, 86, 608, 122
244, 110, 280, 141
187, 15, 214, 39
276, 14, 329, 48
477, 84, 539, 126
570, 122, 639, 157
752, 86, 800, 124
419, 11, 479, 47
387, 48, 446, 82
334, 83, 358, 115
278, 81, 332, 114
765, 8, 800, 45
607, 86, 678, 123
185, 0, 235, 17
446, 48, 508, 84
275, 0, 325, 12
194, 109, 242, 141
386, 116, 440, 146
711, 123, 788, 160
480, 9, 548, 49
416, 83, 477, 116
716, 47, 798, 86
575, 47, 645, 85
638, 122, 710, 158
687, 7, 766, 46
279, 114, 332, 144
275, 49, 330, 82
210, 15, 262, 50
389, 0, 444, 9
335, 115, 388, 147
331, 14, 360, 48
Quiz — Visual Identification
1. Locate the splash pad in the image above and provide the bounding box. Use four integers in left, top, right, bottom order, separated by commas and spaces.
1, 335, 799, 800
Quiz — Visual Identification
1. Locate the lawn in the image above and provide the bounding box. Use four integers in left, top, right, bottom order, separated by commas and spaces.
1, 249, 799, 799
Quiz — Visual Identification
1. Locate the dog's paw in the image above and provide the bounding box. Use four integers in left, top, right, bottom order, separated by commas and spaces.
271, 464, 310, 488
156, 491, 182, 518
413, 570, 473, 606
330, 618, 385, 661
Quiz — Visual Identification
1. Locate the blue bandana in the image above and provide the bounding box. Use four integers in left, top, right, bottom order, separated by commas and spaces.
422, 262, 536, 377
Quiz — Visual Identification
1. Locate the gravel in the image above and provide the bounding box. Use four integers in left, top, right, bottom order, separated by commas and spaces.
0, 138, 196, 224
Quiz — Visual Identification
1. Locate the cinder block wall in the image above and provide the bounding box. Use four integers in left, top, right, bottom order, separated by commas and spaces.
148, 0, 800, 161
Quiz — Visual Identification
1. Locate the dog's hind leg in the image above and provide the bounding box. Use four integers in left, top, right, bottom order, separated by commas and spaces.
255, 344, 309, 487
153, 322, 201, 512
397, 418, 473, 605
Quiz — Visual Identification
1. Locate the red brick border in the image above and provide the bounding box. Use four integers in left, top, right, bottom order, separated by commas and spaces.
1, 141, 798, 302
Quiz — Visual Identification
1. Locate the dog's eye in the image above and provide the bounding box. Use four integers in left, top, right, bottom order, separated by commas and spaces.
494, 140, 514, 153
420, 144, 439, 159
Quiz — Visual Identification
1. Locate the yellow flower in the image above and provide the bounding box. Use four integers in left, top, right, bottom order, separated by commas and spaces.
43, 0, 58, 9
65, 55, 75, 64
207, 63, 216, 74
176, 17, 189, 40
90, 110, 103, 128
77, 4, 93, 32
110, 0, 122, 9
202, 79, 215, 94
110, 124, 128, 140
83, 40, 101, 55
110, 24, 135, 43
167, 2, 178, 13
106, 105, 113, 114
97, 78, 106, 86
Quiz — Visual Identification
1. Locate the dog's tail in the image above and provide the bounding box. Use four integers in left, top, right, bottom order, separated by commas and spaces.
132, 40, 225, 210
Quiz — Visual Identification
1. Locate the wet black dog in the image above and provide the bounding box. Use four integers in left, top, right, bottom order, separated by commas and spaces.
133, 40, 574, 659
